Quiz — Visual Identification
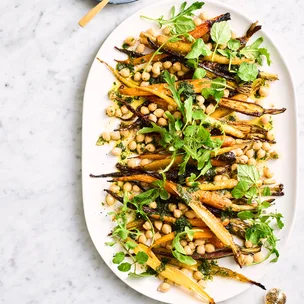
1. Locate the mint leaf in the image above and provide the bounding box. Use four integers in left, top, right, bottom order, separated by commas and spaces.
231, 180, 250, 198
237, 211, 255, 220
113, 252, 125, 264
125, 241, 138, 250
227, 39, 241, 51
211, 21, 231, 45
193, 67, 206, 79
237, 164, 260, 185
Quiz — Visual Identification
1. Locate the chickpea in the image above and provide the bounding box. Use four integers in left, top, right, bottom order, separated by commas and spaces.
205, 104, 215, 115
194, 271, 203, 280
102, 132, 111, 142
145, 230, 153, 239
136, 134, 145, 143
237, 155, 249, 164
106, 106, 116, 117
154, 108, 165, 118
198, 280, 206, 288
162, 224, 172, 235
127, 159, 137, 168
205, 243, 215, 253
177, 70, 185, 77
140, 81, 149, 87
168, 105, 175, 112
148, 103, 157, 112
197, 245, 205, 255
136, 43, 145, 53
196, 95, 205, 104
262, 142, 271, 151
253, 141, 262, 150
148, 113, 157, 123
219, 43, 227, 50
124, 36, 136, 46
261, 114, 270, 125
152, 62, 162, 74
128, 140, 137, 151
173, 209, 182, 218
267, 130, 275, 141
173, 111, 182, 119
154, 220, 163, 231
158, 282, 171, 293
132, 185, 140, 192
141, 71, 151, 81
145, 143, 155, 152
270, 150, 279, 159
188, 242, 195, 250
140, 106, 150, 115
231, 31, 237, 39
247, 158, 256, 166
214, 175, 223, 182
181, 65, 190, 73
138, 234, 147, 244
245, 240, 253, 248
235, 148, 243, 156
178, 203, 188, 211
109, 184, 120, 193
184, 245, 192, 255
158, 117, 168, 126
143, 221, 152, 230
206, 42, 213, 50
185, 210, 196, 219
168, 67, 176, 74
149, 201, 157, 209
133, 72, 141, 82
123, 182, 132, 192
222, 175, 228, 181
199, 11, 209, 20
246, 149, 254, 159
264, 167, 273, 178
106, 194, 115, 206
168, 203, 177, 212
163, 61, 173, 69
145, 135, 153, 144
110, 131, 121, 141
257, 149, 266, 159
139, 37, 148, 45
223, 89, 229, 98
162, 26, 171, 35
121, 105, 129, 115
154, 232, 161, 241
231, 163, 238, 171
199, 104, 206, 112
194, 17, 203, 26
172, 62, 182, 72
194, 239, 205, 246
243, 254, 254, 266
259, 86, 269, 97
136, 143, 144, 155
115, 108, 122, 118
180, 240, 187, 247
119, 68, 130, 78
140, 158, 150, 166
253, 251, 264, 263
146, 28, 155, 36
111, 147, 122, 156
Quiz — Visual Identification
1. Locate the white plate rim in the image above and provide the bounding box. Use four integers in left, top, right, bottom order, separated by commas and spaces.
81, 0, 299, 302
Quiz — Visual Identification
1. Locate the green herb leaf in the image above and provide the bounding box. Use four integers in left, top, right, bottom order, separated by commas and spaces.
125, 241, 138, 250
193, 67, 207, 79
113, 252, 125, 264
185, 38, 212, 60
237, 210, 255, 220
211, 21, 232, 45
172, 250, 197, 265
262, 186, 271, 196
228, 39, 241, 51
135, 251, 149, 265
118, 262, 132, 272
237, 62, 259, 82
231, 180, 250, 198
237, 164, 260, 185
105, 241, 116, 247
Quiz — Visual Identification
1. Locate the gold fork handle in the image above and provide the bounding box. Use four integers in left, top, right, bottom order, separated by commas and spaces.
78, 0, 110, 27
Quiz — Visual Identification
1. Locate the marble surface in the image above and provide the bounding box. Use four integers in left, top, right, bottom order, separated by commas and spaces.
0, 0, 303, 303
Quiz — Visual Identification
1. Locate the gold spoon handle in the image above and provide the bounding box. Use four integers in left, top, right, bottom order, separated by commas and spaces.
78, 0, 110, 27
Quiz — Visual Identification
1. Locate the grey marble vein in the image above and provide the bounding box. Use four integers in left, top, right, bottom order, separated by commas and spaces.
0, 0, 303, 303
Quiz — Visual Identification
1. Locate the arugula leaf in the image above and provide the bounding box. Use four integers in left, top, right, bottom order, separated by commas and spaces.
141, 2, 204, 34
193, 67, 207, 79
184, 97, 193, 125
202, 77, 227, 102
113, 252, 125, 264
237, 62, 259, 82
135, 251, 149, 265
240, 37, 271, 66
105, 241, 116, 247
118, 262, 132, 272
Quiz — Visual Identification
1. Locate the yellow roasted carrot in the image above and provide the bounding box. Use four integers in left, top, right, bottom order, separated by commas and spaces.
199, 179, 238, 191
